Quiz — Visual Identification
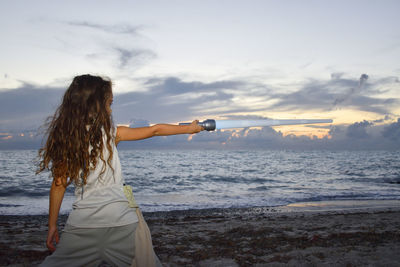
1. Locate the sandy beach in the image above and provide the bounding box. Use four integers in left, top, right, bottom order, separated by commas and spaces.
1, 200, 400, 266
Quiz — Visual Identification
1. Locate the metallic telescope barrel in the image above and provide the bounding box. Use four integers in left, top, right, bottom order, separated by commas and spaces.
179, 119, 333, 131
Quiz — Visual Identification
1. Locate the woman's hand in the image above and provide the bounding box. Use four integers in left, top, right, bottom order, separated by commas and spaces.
46, 178, 67, 252
46, 225, 60, 252
189, 120, 204, 134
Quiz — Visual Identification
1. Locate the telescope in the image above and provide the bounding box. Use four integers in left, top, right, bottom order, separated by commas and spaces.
180, 119, 333, 131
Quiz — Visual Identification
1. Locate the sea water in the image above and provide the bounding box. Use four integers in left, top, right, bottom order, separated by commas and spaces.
0, 150, 399, 215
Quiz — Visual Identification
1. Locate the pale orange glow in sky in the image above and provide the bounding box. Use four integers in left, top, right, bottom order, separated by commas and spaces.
279, 126, 331, 139
232, 106, 399, 138
221, 126, 330, 139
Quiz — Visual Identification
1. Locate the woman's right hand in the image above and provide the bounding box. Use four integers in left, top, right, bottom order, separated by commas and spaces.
190, 120, 204, 134
46, 226, 60, 252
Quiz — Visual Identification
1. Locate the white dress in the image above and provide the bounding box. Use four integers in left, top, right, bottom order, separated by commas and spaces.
66, 127, 138, 228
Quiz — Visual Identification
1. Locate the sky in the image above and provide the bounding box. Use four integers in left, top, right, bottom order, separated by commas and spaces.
0, 0, 399, 149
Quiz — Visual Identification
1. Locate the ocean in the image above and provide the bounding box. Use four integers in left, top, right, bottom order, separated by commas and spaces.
0, 149, 399, 215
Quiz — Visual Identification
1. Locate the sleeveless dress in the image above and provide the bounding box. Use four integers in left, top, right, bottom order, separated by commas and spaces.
40, 127, 140, 267
67, 127, 138, 227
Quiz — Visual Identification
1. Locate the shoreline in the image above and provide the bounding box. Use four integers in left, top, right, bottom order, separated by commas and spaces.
1, 200, 400, 266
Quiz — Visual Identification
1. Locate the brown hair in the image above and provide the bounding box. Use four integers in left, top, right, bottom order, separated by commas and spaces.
37, 74, 114, 186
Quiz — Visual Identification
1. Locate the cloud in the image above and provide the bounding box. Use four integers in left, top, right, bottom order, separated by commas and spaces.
145, 77, 246, 95
114, 48, 156, 69
0, 130, 41, 150
128, 119, 150, 128
324, 119, 400, 150
66, 21, 143, 36
113, 77, 249, 123
269, 74, 399, 115
1, 72, 400, 150
331, 72, 345, 80
117, 118, 400, 151
372, 115, 392, 124
359, 74, 369, 86
2, 73, 399, 131
60, 20, 157, 73
382, 118, 400, 141
346, 120, 372, 138
333, 74, 368, 107
0, 83, 63, 131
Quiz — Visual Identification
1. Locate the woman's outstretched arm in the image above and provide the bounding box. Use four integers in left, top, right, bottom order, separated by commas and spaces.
46, 177, 67, 252
116, 120, 203, 145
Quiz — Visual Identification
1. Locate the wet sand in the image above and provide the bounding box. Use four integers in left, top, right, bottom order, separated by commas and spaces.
1, 200, 400, 266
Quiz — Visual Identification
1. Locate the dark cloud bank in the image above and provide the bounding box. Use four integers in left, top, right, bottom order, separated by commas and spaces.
1, 74, 399, 150
2, 118, 399, 150
115, 118, 400, 150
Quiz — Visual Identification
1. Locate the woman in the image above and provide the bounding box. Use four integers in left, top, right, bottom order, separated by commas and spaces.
37, 74, 203, 266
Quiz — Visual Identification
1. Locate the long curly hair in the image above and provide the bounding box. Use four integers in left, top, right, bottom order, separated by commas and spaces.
37, 74, 114, 186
